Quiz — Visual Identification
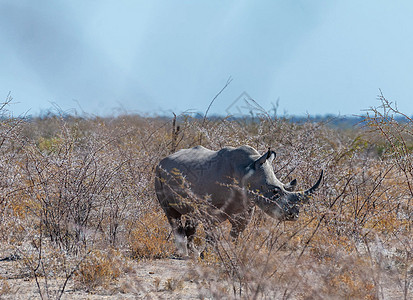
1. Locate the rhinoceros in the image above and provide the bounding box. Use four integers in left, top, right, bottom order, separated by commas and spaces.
155, 145, 322, 257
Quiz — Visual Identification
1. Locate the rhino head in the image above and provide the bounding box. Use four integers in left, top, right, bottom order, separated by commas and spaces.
242, 149, 323, 221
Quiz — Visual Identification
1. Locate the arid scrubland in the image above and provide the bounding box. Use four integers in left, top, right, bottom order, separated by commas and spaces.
0, 95, 412, 299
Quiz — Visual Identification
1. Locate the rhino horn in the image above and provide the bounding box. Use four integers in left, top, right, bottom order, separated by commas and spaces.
266, 147, 272, 159
303, 170, 323, 198
284, 178, 297, 192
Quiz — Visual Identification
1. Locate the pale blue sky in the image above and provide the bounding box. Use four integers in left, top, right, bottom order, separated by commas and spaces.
1, 1, 413, 117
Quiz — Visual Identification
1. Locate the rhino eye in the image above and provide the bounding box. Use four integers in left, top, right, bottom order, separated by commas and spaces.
272, 188, 281, 197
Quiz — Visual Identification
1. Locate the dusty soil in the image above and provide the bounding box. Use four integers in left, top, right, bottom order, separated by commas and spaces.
0, 249, 410, 299
0, 256, 213, 299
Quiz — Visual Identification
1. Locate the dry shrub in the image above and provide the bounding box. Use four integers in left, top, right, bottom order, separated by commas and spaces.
0, 95, 25, 243
0, 112, 169, 296
0, 92, 411, 298
156, 98, 411, 299
74, 249, 128, 291
164, 277, 184, 291
0, 279, 11, 296
128, 211, 175, 259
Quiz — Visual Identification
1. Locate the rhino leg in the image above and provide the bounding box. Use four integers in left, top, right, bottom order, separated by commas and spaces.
184, 218, 199, 257
166, 211, 201, 258
159, 203, 189, 258
199, 219, 219, 259
199, 233, 215, 259
167, 216, 189, 258
155, 176, 190, 258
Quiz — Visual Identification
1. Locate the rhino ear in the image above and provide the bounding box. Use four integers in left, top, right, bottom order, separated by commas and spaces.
255, 149, 276, 167
267, 150, 276, 163
284, 179, 297, 192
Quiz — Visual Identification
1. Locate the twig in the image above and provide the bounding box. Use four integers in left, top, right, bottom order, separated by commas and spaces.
202, 76, 233, 127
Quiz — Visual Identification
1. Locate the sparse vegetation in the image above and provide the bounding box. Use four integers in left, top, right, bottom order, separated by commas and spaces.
0, 93, 412, 299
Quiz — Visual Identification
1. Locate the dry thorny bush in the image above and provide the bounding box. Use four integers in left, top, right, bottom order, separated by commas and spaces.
0, 94, 411, 299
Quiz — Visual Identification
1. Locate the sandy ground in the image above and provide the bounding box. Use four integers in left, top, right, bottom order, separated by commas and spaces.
0, 256, 214, 299
0, 251, 410, 299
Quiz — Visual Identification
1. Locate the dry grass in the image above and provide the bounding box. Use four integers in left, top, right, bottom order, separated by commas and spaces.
0, 94, 411, 299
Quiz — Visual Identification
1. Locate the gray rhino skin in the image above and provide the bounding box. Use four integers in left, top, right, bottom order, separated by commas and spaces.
155, 145, 322, 256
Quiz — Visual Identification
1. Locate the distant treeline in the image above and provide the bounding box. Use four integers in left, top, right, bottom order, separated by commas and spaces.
13, 111, 413, 131
199, 113, 413, 129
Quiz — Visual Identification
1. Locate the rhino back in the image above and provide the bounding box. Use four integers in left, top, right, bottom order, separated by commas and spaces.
159, 146, 226, 189
163, 146, 257, 196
